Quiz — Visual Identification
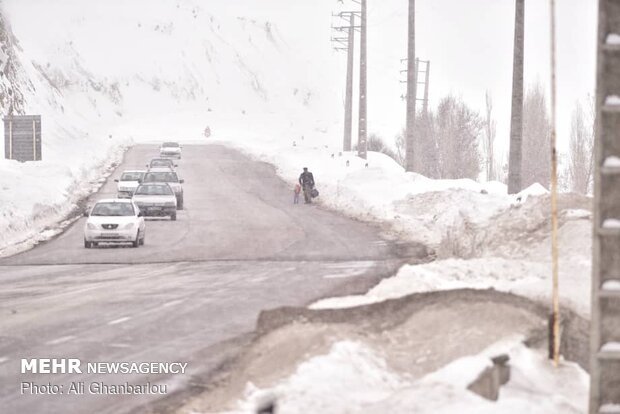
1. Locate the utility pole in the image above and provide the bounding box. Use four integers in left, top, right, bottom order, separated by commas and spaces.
331, 11, 360, 152
508, 0, 524, 194
400, 58, 429, 114
405, 0, 416, 171
589, 0, 620, 412
357, 0, 367, 159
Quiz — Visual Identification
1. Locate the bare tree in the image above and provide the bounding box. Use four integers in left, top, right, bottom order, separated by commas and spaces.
522, 82, 551, 188
413, 109, 439, 178
358, 133, 398, 162
435, 95, 482, 180
394, 129, 406, 167
568, 99, 595, 194
482, 91, 497, 181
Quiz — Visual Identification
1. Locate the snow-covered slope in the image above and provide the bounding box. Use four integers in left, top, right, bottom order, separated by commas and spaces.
0, 0, 343, 253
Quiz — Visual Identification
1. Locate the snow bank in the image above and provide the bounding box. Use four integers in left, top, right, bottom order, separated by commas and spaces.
232, 339, 588, 414
236, 341, 405, 414
311, 254, 591, 315
0, 140, 129, 256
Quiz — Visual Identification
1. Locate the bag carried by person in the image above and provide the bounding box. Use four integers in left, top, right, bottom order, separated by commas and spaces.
311, 188, 319, 198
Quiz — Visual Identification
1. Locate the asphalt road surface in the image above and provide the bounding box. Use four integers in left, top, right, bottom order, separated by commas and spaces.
0, 144, 425, 414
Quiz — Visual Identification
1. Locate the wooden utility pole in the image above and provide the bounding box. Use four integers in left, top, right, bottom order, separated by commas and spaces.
549, 0, 560, 368
508, 0, 524, 194
357, 0, 367, 159
405, 0, 416, 171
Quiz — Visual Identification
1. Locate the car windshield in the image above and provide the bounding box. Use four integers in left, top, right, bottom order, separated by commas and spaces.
143, 172, 178, 183
120, 172, 144, 181
162, 142, 179, 147
150, 159, 172, 167
91, 202, 135, 216
135, 185, 173, 196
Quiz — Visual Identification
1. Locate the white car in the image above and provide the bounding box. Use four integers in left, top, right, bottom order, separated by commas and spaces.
84, 199, 145, 248
142, 168, 184, 209
114, 170, 145, 198
160, 141, 182, 159
132, 183, 178, 220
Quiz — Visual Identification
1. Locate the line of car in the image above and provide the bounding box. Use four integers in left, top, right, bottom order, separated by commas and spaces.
83, 142, 184, 249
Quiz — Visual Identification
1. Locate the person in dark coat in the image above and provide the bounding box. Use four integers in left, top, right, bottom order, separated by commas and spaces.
298, 167, 315, 204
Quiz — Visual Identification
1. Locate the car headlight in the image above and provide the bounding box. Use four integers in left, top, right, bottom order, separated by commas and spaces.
165, 201, 176, 207
87, 223, 97, 230
124, 223, 135, 229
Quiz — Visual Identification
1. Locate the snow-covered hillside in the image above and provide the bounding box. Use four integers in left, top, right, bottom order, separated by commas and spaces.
0, 0, 343, 253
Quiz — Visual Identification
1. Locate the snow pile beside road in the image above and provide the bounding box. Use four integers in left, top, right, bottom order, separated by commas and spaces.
233, 339, 588, 414
311, 255, 590, 315
0, 140, 129, 256
237, 341, 405, 414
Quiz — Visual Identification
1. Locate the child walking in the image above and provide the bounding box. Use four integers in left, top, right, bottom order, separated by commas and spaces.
293, 183, 301, 204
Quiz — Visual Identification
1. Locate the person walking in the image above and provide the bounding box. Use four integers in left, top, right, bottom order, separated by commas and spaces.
293, 183, 301, 204
298, 167, 315, 204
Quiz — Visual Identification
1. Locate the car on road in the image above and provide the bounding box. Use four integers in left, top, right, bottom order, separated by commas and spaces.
147, 158, 177, 170
84, 199, 145, 248
132, 183, 178, 220
142, 168, 185, 209
160, 141, 182, 159
114, 170, 145, 198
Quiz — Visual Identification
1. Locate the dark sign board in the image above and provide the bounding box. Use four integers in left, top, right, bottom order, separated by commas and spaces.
4, 115, 42, 162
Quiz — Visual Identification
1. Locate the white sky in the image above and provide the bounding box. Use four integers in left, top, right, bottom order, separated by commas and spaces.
357, 0, 597, 157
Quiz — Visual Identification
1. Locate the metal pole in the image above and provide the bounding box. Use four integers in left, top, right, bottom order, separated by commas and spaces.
344, 15, 355, 152
357, 0, 367, 159
508, 0, 524, 194
405, 0, 416, 171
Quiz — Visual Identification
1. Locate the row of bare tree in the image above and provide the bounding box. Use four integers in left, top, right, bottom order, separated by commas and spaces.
369, 85, 595, 194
